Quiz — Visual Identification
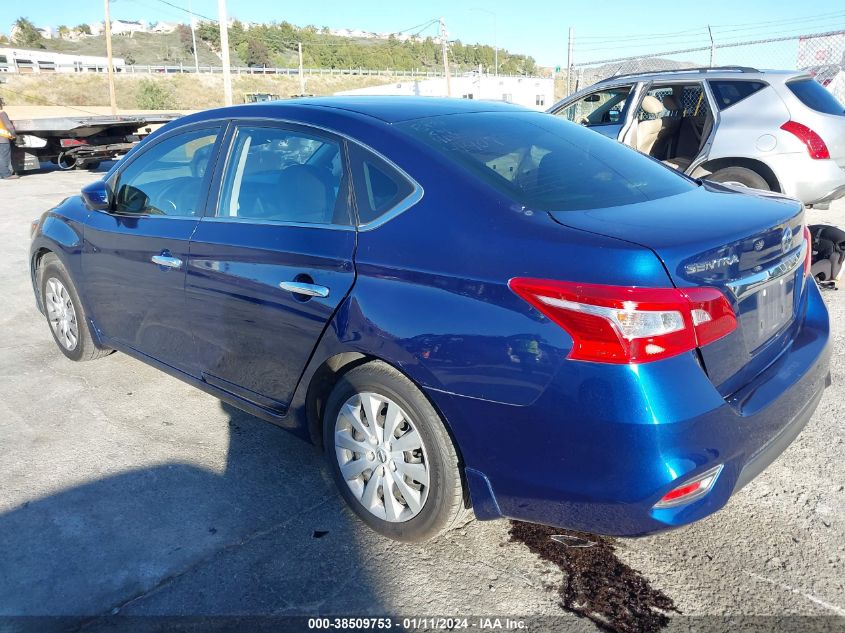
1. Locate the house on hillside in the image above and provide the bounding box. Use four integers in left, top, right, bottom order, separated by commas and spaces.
150, 21, 179, 34
110, 19, 148, 36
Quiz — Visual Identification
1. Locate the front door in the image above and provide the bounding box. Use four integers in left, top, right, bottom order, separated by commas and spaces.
82, 123, 223, 374
552, 84, 635, 139
186, 122, 356, 413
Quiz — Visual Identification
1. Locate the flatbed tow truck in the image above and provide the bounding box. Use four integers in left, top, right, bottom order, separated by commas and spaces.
10, 113, 180, 172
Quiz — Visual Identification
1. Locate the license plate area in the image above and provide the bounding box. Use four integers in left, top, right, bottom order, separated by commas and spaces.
739, 275, 796, 351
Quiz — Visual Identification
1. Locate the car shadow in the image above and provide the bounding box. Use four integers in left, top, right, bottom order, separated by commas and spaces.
0, 400, 385, 619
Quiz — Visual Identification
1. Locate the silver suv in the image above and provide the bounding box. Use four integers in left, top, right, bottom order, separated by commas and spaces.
549, 66, 845, 208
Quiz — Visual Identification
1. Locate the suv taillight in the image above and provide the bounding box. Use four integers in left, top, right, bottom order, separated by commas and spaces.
780, 121, 830, 160
508, 278, 737, 364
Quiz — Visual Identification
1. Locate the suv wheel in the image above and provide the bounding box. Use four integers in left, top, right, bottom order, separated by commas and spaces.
707, 166, 770, 191
323, 360, 470, 542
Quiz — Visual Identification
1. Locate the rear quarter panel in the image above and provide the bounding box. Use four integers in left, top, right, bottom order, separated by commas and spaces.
706, 82, 792, 163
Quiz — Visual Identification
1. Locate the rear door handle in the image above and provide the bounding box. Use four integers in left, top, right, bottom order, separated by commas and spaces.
151, 254, 183, 269
279, 281, 330, 298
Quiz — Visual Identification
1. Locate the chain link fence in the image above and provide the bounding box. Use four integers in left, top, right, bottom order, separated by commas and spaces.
562, 29, 845, 102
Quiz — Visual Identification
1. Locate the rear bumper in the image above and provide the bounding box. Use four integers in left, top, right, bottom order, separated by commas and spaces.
765, 153, 845, 205
432, 280, 831, 536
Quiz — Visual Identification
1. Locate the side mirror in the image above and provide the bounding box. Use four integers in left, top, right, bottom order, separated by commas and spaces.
81, 180, 113, 211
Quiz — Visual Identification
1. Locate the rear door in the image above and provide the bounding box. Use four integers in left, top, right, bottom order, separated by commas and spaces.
550, 84, 636, 139
186, 121, 356, 413
82, 123, 223, 374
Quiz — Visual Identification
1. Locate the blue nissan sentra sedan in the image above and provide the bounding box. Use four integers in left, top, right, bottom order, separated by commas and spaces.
29, 97, 830, 542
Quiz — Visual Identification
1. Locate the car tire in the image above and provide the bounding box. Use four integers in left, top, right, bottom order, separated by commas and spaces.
707, 166, 770, 190
39, 253, 111, 362
323, 360, 470, 542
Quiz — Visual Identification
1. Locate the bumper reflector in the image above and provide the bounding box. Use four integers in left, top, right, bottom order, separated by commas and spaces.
654, 464, 723, 509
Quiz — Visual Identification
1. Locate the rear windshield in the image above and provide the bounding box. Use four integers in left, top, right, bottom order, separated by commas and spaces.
787, 78, 844, 116
396, 111, 694, 212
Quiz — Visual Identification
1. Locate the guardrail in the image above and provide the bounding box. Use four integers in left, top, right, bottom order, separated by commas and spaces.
0, 63, 544, 80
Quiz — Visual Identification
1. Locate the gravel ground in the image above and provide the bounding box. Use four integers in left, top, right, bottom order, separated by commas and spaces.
0, 167, 843, 632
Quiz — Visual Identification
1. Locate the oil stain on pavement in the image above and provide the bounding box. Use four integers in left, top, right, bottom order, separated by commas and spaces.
509, 521, 678, 633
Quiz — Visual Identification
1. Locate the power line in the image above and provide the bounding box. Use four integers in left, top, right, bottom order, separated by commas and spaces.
149, 0, 215, 21
711, 8, 845, 31
575, 8, 845, 47
576, 22, 845, 55
577, 26, 708, 42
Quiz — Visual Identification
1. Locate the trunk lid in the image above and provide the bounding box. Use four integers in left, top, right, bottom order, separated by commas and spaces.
549, 182, 807, 396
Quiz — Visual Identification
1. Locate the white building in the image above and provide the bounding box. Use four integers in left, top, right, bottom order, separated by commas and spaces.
0, 47, 125, 73
110, 19, 147, 36
336, 75, 554, 111
151, 21, 179, 34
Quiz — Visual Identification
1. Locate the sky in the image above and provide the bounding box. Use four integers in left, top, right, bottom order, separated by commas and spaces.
7, 0, 845, 67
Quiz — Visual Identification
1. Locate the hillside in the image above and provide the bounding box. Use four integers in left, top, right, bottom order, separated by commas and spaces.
12, 19, 536, 74
33, 31, 242, 67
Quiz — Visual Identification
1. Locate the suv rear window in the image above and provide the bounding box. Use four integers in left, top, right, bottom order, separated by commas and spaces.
787, 78, 844, 116
709, 80, 767, 110
396, 112, 694, 212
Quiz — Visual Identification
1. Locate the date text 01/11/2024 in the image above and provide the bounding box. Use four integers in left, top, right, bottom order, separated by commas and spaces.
307, 617, 527, 630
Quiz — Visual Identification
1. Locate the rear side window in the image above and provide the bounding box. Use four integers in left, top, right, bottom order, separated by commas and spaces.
217, 125, 350, 225
397, 112, 694, 212
709, 80, 767, 110
787, 78, 844, 116
348, 144, 415, 225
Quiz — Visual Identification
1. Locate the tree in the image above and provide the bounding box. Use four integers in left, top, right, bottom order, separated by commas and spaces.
176, 23, 194, 54
57, 25, 70, 39
76, 23, 92, 35
12, 17, 44, 48
244, 37, 271, 67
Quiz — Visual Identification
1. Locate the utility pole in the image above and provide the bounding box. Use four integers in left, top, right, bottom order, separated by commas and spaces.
566, 27, 574, 97
298, 42, 305, 95
189, 0, 199, 72
104, 0, 117, 114
218, 0, 233, 105
440, 17, 451, 97
707, 25, 715, 67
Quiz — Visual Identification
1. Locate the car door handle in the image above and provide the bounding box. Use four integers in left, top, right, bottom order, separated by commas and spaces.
151, 254, 183, 269
279, 281, 330, 298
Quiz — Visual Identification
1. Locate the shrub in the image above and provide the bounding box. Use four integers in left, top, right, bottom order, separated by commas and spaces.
135, 79, 176, 110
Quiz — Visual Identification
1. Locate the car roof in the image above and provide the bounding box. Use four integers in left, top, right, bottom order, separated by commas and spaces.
593, 67, 804, 86
232, 96, 531, 124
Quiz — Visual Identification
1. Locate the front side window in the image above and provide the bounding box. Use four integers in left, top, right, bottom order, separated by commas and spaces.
556, 86, 632, 126
348, 143, 415, 225
114, 126, 220, 216
397, 111, 695, 212
787, 78, 844, 116
218, 126, 349, 225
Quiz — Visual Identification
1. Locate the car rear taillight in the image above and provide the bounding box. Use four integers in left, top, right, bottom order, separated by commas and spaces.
803, 225, 812, 278
654, 464, 723, 508
508, 279, 737, 364
780, 121, 830, 160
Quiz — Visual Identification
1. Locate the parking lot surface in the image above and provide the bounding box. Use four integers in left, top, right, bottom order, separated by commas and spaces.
1, 169, 843, 630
